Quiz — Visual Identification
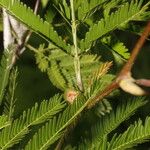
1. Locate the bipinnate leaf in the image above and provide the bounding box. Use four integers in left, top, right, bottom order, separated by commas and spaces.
80, 1, 150, 51
0, 94, 65, 149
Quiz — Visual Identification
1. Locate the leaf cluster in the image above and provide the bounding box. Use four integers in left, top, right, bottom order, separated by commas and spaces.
0, 0, 149, 149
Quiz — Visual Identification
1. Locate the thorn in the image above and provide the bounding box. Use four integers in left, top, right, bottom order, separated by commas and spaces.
119, 77, 147, 96
136, 79, 150, 87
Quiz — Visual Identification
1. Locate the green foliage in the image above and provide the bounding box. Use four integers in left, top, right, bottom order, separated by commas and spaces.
0, 0, 71, 53
3, 68, 18, 120
94, 98, 112, 116
92, 116, 150, 150
107, 117, 150, 150
0, 94, 65, 149
58, 0, 71, 20
78, 0, 105, 20
0, 49, 14, 104
78, 97, 147, 149
25, 96, 87, 149
0, 0, 150, 149
48, 60, 67, 90
0, 115, 10, 130
79, 1, 150, 51
101, 35, 130, 59
36, 43, 106, 91
91, 97, 147, 146
24, 75, 114, 149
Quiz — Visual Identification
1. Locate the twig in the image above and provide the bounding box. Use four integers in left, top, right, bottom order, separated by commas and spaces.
34, 0, 40, 14
25, 44, 38, 53
18, 0, 41, 55
87, 21, 150, 108
70, 0, 83, 91
119, 21, 150, 77
87, 81, 119, 108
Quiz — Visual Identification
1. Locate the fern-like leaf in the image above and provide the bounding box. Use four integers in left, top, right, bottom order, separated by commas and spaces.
59, 0, 71, 20
0, 115, 10, 130
0, 114, 29, 150
85, 97, 147, 149
0, 0, 71, 53
80, 1, 150, 51
86, 74, 115, 108
78, 0, 105, 20
0, 49, 13, 104
25, 75, 115, 149
25, 118, 64, 150
36, 44, 106, 91
4, 68, 18, 120
25, 96, 87, 150
47, 61, 67, 90
0, 94, 65, 149
107, 117, 150, 150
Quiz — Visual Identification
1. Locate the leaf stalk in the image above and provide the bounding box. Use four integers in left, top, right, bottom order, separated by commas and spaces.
70, 0, 83, 91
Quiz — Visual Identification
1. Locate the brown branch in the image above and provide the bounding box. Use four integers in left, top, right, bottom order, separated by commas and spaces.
119, 21, 150, 77
34, 0, 40, 14
87, 81, 119, 108
87, 21, 150, 108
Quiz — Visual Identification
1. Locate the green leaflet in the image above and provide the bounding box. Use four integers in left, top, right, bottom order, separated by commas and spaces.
0, 114, 29, 150
47, 60, 67, 91
107, 117, 150, 150
80, 1, 150, 51
25, 119, 64, 150
46, 53, 101, 91
101, 35, 130, 59
59, 0, 71, 20
0, 94, 65, 149
78, 0, 106, 20
94, 99, 112, 116
0, 115, 10, 130
78, 97, 147, 149
91, 97, 147, 144
3, 68, 18, 120
25, 96, 87, 150
0, 0, 71, 53
0, 49, 13, 104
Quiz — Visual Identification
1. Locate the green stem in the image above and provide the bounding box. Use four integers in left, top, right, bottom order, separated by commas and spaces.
25, 44, 38, 53
70, 0, 83, 91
